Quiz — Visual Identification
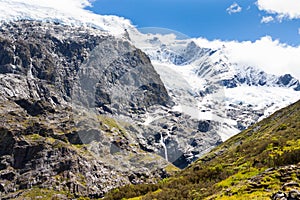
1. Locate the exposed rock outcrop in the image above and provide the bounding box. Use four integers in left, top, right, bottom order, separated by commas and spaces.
0, 20, 173, 198
0, 20, 225, 198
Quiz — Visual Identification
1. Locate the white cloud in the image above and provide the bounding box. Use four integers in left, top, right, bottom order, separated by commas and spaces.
257, 0, 300, 19
226, 2, 242, 14
261, 16, 274, 23
195, 36, 300, 80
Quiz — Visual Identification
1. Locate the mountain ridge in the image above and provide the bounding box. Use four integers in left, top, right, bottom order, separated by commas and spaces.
0, 2, 299, 199
0, 20, 176, 199
130, 33, 300, 142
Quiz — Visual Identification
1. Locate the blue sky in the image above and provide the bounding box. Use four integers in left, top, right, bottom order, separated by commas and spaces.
88, 0, 300, 46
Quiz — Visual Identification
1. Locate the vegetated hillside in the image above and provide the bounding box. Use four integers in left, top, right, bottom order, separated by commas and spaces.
105, 99, 300, 200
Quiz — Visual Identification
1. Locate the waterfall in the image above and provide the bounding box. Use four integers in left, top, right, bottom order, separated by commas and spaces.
27, 58, 34, 79
160, 133, 168, 161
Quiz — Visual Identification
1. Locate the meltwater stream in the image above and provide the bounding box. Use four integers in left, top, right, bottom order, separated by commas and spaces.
160, 133, 168, 162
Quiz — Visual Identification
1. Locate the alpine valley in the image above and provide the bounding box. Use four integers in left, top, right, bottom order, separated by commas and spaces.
0, 0, 299, 199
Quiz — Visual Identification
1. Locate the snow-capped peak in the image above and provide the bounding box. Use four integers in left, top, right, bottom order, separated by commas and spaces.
128, 31, 300, 141
130, 32, 300, 92
0, 0, 134, 37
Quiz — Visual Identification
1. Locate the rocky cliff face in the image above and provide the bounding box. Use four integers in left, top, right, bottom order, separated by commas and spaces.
0, 20, 170, 112
0, 20, 223, 198
0, 20, 175, 198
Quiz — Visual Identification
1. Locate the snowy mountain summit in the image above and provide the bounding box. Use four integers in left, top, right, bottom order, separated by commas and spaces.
130, 32, 300, 140
0, 0, 134, 36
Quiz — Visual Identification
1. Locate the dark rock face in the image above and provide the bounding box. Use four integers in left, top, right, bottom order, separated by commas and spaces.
277, 74, 300, 91
74, 39, 170, 114
278, 74, 294, 86
219, 72, 300, 91
0, 20, 172, 198
0, 101, 137, 198
0, 20, 170, 111
0, 20, 224, 198
220, 78, 238, 88
0, 128, 16, 157
272, 190, 300, 200
15, 99, 55, 116
198, 120, 211, 132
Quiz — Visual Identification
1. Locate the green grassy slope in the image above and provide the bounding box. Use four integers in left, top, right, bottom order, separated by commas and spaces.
105, 99, 300, 200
